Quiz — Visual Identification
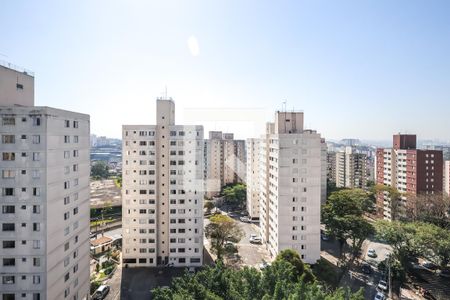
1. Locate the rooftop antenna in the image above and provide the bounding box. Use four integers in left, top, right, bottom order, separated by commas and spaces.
165, 86, 168, 99
282, 100, 287, 112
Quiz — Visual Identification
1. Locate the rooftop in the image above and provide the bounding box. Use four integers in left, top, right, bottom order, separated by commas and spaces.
0, 60, 34, 77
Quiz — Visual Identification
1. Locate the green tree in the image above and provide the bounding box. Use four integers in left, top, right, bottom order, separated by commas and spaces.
222, 184, 246, 208
274, 249, 314, 283
322, 189, 375, 263
91, 161, 109, 179
152, 262, 365, 300
413, 221, 450, 269
205, 214, 244, 260
375, 220, 420, 282
204, 201, 215, 214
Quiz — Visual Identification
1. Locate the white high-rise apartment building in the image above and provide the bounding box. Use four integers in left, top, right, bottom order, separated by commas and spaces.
122, 98, 204, 267
254, 111, 326, 264
204, 131, 246, 198
246, 138, 260, 219
0, 63, 90, 300
443, 161, 449, 196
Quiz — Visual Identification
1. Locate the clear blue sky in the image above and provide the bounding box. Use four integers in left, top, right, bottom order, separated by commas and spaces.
1, 0, 449, 141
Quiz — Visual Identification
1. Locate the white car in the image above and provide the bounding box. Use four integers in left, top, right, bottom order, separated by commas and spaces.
188, 267, 195, 275
259, 262, 271, 270
374, 292, 385, 300
377, 280, 388, 291
367, 248, 377, 258
249, 236, 262, 244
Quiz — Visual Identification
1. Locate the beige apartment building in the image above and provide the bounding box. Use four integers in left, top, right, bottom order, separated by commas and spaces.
333, 147, 368, 189
250, 111, 326, 264
0, 62, 90, 300
204, 131, 246, 198
122, 98, 204, 267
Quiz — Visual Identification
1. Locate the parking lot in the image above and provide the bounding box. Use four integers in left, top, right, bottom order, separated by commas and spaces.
120, 267, 186, 300
204, 211, 271, 269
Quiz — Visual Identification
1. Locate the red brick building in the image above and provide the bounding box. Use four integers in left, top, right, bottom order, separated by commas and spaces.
375, 134, 443, 220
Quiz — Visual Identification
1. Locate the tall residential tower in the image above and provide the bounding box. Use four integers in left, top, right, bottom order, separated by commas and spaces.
0, 62, 90, 300
251, 111, 326, 264
122, 98, 204, 267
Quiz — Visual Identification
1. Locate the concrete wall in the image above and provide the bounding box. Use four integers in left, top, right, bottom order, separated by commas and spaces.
0, 64, 34, 106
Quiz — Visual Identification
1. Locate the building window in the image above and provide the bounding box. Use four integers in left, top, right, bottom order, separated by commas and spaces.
2, 241, 15, 249
2, 135, 15, 144
2, 188, 14, 196
2, 170, 15, 179
2, 275, 15, 284
32, 135, 40, 144
2, 152, 15, 161
64, 135, 70, 143
2, 117, 15, 125
73, 121, 79, 128
2, 205, 15, 214
32, 117, 41, 126
33, 223, 40, 232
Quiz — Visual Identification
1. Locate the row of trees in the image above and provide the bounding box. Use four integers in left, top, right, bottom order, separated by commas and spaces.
376, 220, 450, 279
152, 250, 365, 300
373, 184, 450, 228
322, 187, 450, 294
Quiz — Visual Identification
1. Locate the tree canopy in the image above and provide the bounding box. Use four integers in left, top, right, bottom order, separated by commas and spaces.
91, 161, 109, 179
205, 214, 244, 260
222, 183, 246, 208
152, 251, 365, 300
322, 189, 375, 263
376, 220, 450, 270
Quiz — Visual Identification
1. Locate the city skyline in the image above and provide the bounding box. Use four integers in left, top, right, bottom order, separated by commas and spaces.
1, 1, 450, 141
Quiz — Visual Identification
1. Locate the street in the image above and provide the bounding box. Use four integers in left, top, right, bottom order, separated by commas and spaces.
204, 211, 271, 269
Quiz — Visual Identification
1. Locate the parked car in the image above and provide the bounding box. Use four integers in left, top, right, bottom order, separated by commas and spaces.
250, 236, 262, 244
361, 263, 373, 275
259, 261, 271, 270
367, 248, 377, 258
321, 234, 330, 241
165, 262, 174, 267
188, 267, 196, 275
93, 285, 110, 300
422, 261, 438, 270
377, 280, 388, 291
373, 292, 385, 300
438, 268, 450, 278
240, 216, 251, 223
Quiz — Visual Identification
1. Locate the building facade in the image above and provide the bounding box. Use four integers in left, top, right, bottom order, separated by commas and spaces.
204, 131, 246, 198
444, 161, 450, 196
1, 64, 90, 300
246, 138, 260, 219
122, 98, 204, 268
255, 111, 326, 264
375, 134, 443, 220
334, 147, 368, 189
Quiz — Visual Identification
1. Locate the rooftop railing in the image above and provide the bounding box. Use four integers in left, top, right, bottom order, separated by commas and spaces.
0, 60, 34, 77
